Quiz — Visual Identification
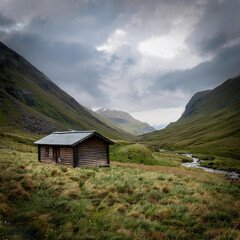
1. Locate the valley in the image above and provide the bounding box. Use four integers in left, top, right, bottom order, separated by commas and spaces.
1, 41, 239, 174
0, 42, 133, 141
140, 76, 240, 173
0, 41, 240, 240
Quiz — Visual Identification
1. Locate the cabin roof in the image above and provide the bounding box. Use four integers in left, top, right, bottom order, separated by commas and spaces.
34, 130, 114, 146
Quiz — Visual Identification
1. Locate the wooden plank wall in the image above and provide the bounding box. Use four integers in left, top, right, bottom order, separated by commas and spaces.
40, 146, 53, 162
77, 136, 108, 167
59, 147, 74, 166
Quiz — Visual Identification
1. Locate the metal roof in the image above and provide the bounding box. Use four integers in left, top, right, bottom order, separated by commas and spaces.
34, 130, 107, 146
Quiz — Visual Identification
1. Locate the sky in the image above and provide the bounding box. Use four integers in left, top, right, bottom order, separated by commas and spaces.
1, 0, 240, 129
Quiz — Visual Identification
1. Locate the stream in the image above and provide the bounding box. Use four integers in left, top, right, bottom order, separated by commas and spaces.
181, 153, 240, 180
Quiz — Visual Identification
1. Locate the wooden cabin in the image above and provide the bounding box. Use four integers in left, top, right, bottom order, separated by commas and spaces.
34, 130, 114, 167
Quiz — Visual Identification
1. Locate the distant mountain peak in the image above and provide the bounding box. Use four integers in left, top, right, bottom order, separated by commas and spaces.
98, 107, 109, 112
96, 108, 155, 135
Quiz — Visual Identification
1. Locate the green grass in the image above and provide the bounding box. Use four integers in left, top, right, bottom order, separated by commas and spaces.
0, 126, 41, 152
110, 142, 156, 165
199, 156, 240, 173
0, 138, 240, 240
140, 102, 240, 172
110, 142, 192, 166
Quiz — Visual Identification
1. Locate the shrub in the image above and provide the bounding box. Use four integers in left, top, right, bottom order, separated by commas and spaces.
51, 169, 61, 177
21, 176, 35, 192
0, 203, 12, 217
162, 187, 170, 194
60, 166, 67, 173
147, 190, 161, 203
0, 193, 8, 204
128, 211, 141, 219
158, 176, 165, 181
152, 208, 172, 221
116, 183, 133, 194
78, 179, 85, 188
18, 164, 26, 169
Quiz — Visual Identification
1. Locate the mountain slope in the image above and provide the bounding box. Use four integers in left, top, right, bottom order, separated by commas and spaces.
178, 76, 240, 122
96, 108, 155, 135
140, 76, 240, 162
0, 42, 134, 140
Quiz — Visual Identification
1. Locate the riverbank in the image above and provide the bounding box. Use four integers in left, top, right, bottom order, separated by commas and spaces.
181, 154, 240, 181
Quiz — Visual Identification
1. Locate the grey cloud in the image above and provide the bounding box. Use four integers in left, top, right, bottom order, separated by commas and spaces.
4, 31, 101, 65
199, 33, 228, 54
0, 12, 16, 28
187, 0, 240, 55
2, 0, 200, 45
1, 0, 240, 114
152, 44, 240, 94
1, 0, 86, 20
1, 0, 125, 45
1, 31, 108, 105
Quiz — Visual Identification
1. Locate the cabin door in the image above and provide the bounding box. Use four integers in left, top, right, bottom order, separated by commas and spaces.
53, 147, 60, 163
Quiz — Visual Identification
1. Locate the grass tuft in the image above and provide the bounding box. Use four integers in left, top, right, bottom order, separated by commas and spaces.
162, 187, 170, 194
0, 146, 240, 240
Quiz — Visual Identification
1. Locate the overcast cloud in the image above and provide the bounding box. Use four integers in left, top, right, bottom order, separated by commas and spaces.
1, 0, 240, 128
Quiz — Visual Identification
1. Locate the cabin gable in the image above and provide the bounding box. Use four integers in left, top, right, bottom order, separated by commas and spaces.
76, 135, 109, 167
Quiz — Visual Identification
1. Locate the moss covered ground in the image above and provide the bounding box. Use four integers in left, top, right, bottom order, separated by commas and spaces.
110, 142, 192, 167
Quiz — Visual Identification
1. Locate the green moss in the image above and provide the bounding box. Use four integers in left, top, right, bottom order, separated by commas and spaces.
110, 142, 156, 165
200, 156, 240, 173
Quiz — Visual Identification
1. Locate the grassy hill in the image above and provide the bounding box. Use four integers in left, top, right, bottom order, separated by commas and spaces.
176, 76, 240, 123
110, 141, 192, 167
0, 42, 134, 141
96, 108, 155, 135
140, 76, 240, 172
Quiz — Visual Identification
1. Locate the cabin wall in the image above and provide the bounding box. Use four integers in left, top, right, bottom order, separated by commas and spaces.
77, 136, 109, 167
39, 146, 74, 166
59, 147, 74, 166
40, 146, 53, 162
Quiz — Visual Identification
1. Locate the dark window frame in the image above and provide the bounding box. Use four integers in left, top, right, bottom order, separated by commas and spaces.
45, 146, 49, 157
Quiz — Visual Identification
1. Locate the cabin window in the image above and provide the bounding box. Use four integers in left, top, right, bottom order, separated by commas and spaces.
45, 147, 49, 157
